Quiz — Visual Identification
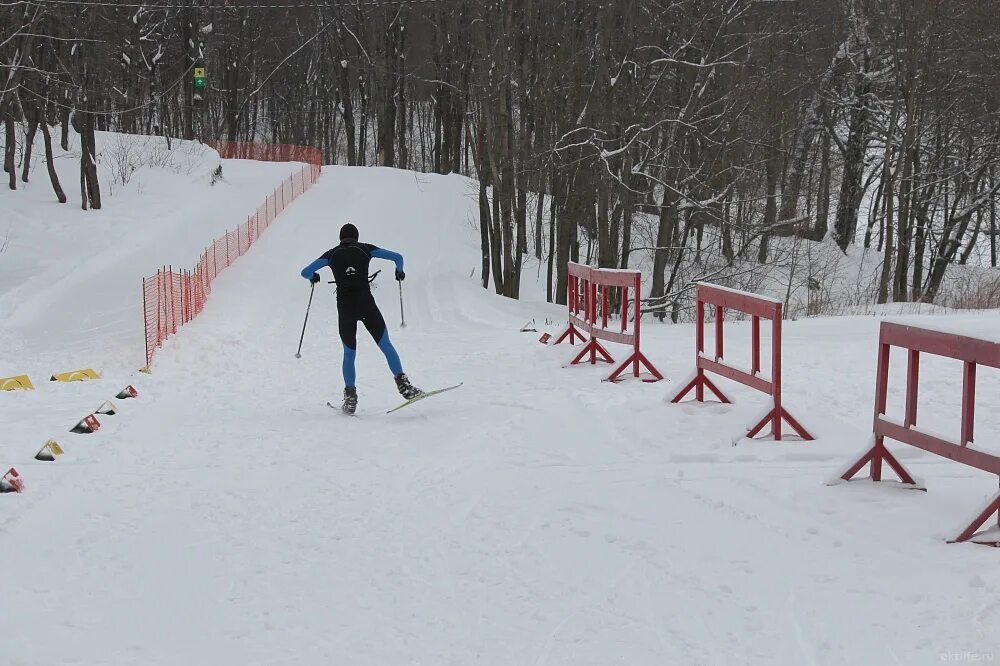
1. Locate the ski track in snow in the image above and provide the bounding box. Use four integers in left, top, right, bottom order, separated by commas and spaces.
1, 165, 999, 665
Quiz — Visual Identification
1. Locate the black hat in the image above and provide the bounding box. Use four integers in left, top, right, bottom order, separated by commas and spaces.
340, 223, 359, 241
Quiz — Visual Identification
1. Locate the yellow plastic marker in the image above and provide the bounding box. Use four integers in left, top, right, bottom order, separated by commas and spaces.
35, 440, 65, 461
0, 375, 34, 391
50, 369, 100, 382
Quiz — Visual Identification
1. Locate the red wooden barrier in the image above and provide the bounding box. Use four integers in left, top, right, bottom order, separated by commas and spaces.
835, 321, 1000, 546
550, 261, 590, 347
671, 283, 812, 441
550, 262, 662, 382
587, 268, 662, 383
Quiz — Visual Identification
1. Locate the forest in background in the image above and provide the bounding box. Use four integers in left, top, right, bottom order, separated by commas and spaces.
3, 0, 1000, 315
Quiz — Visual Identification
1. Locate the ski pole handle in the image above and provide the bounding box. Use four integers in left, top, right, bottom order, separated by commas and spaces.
295, 281, 316, 358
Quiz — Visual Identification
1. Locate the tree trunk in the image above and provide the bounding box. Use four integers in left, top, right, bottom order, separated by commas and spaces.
864, 181, 882, 249
876, 148, 896, 303
61, 108, 70, 151
923, 211, 975, 302
358, 76, 368, 166
180, 6, 197, 140
597, 178, 612, 267
378, 23, 398, 168
483, 117, 506, 296
759, 141, 780, 263
433, 87, 443, 173
80, 166, 87, 211
80, 113, 101, 210
22, 111, 39, 183
396, 44, 408, 170
40, 121, 67, 203
619, 182, 634, 270
893, 123, 915, 302
779, 28, 855, 227
991, 176, 997, 268
721, 198, 735, 263
959, 209, 983, 265
479, 177, 491, 289
490, 179, 505, 295
547, 169, 558, 303
664, 213, 695, 303
515, 170, 528, 261
493, 87, 518, 299
813, 129, 831, 241
515, 183, 527, 260
923, 162, 1000, 300
534, 185, 544, 260
912, 128, 942, 300
335, 20, 358, 167
4, 117, 15, 191
833, 89, 870, 250
648, 182, 678, 320
555, 171, 581, 306
451, 81, 465, 175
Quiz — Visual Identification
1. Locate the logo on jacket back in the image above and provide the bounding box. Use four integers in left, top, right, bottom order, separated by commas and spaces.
346, 267, 356, 276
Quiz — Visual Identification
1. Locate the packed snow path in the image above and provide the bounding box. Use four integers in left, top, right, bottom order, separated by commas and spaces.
2, 167, 999, 665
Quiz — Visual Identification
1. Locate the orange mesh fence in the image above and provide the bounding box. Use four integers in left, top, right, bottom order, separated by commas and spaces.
205, 141, 322, 164
142, 142, 322, 367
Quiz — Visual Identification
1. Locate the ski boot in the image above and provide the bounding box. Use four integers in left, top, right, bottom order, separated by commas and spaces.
394, 373, 422, 400
342, 386, 358, 415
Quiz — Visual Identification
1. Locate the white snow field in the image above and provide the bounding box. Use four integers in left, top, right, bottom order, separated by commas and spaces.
2, 159, 1000, 665
0, 131, 303, 374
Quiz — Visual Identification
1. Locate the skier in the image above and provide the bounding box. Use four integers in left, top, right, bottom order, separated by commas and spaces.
300, 222, 421, 414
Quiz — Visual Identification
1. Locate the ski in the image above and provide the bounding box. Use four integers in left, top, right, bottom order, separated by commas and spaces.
327, 401, 356, 415
386, 383, 462, 414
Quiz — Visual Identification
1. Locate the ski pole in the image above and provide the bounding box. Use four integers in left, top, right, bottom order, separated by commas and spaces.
295, 282, 316, 358
398, 280, 406, 328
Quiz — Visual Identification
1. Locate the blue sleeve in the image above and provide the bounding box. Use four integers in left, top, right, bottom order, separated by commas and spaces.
300, 257, 328, 280
371, 247, 404, 270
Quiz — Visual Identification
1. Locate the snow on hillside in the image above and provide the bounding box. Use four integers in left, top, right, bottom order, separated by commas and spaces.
0, 129, 306, 374
616, 210, 1000, 322
1, 156, 999, 665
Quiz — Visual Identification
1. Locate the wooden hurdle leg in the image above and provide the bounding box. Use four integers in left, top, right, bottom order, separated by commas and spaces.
948, 490, 1000, 546
835, 436, 920, 486
606, 350, 664, 383
746, 404, 815, 441
670, 368, 731, 404
570, 337, 614, 366
552, 322, 587, 346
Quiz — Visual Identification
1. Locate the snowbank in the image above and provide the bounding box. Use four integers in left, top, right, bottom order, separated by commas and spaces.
0, 128, 305, 373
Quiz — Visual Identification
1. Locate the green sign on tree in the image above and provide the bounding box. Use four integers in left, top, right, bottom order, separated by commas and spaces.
194, 67, 206, 89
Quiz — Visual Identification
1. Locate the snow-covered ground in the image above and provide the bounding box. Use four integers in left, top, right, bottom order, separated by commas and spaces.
2, 156, 999, 664
0, 130, 304, 373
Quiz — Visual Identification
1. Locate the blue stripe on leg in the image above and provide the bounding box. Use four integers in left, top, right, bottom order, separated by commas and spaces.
377, 331, 404, 376
343, 345, 357, 387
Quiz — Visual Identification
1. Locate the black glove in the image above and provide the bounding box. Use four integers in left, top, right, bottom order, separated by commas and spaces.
309, 273, 320, 284
395, 269, 405, 282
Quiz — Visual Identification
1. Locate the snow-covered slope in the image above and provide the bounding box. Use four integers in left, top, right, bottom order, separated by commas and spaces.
1, 162, 999, 665
0, 130, 304, 374
622, 208, 1000, 321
